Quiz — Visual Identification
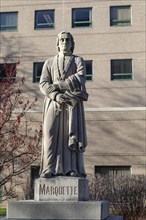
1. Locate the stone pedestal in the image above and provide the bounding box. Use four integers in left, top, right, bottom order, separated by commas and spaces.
7, 176, 123, 220
34, 176, 89, 201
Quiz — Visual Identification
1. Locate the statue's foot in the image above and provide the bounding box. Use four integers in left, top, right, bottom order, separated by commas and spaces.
67, 171, 78, 177
40, 171, 53, 178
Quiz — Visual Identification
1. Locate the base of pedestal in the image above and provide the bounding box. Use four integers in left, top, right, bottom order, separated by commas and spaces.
7, 200, 110, 220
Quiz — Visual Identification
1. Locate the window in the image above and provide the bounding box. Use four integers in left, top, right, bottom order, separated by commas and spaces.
33, 62, 44, 83
30, 166, 40, 199
0, 12, 18, 31
35, 10, 55, 29
95, 166, 131, 176
111, 59, 133, 80
110, 6, 131, 26
72, 8, 92, 28
0, 63, 16, 81
31, 166, 40, 184
85, 60, 93, 81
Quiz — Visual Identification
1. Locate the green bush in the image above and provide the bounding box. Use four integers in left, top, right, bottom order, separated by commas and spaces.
0, 208, 6, 217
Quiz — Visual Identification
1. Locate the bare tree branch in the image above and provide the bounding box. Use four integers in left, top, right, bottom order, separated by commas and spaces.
0, 62, 42, 201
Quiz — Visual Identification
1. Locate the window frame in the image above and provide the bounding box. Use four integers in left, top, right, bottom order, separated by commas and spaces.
33, 62, 44, 83
111, 59, 133, 81
110, 5, 131, 27
0, 11, 18, 32
34, 9, 55, 30
85, 60, 93, 81
72, 8, 92, 28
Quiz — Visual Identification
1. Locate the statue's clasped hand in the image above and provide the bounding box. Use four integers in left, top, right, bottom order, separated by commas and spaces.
55, 92, 78, 108
64, 97, 78, 108
47, 80, 69, 94
56, 93, 66, 104
47, 84, 60, 93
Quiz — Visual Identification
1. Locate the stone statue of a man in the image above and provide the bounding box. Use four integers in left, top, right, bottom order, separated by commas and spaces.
39, 31, 88, 178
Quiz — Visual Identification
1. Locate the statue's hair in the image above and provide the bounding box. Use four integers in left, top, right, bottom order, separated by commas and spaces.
56, 31, 75, 53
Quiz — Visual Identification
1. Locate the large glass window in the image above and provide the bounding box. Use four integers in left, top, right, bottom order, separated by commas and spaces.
35, 10, 55, 29
0, 12, 18, 31
95, 166, 131, 176
33, 62, 44, 83
110, 6, 131, 26
0, 63, 16, 81
111, 59, 133, 80
85, 60, 93, 81
72, 8, 92, 28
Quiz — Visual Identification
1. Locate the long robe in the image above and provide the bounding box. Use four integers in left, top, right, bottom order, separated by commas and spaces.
39, 54, 88, 177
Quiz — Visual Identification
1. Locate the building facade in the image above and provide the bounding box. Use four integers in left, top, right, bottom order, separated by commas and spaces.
0, 0, 146, 183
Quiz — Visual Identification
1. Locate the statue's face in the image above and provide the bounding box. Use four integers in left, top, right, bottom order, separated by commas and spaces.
58, 33, 72, 54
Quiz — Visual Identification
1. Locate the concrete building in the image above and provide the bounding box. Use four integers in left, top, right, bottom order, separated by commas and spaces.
0, 0, 145, 189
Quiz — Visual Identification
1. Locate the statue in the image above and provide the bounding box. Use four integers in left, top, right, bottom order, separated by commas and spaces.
39, 31, 88, 178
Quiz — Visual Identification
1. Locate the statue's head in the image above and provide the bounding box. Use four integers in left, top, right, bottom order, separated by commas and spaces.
56, 31, 75, 54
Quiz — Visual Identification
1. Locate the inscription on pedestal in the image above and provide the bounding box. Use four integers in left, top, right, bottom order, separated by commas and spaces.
40, 184, 77, 197
34, 176, 89, 201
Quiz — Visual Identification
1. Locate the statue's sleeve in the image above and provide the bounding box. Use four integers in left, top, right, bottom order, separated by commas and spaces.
39, 59, 58, 100
66, 56, 88, 101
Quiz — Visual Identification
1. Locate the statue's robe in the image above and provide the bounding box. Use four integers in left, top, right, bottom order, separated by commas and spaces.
39, 54, 88, 177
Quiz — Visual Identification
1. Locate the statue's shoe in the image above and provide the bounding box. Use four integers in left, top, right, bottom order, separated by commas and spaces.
67, 171, 78, 177
40, 171, 53, 178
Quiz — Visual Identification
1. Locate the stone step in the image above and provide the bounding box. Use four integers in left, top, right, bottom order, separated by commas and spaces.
7, 200, 109, 220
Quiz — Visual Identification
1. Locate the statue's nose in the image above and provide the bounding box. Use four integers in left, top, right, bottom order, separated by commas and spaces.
64, 39, 68, 43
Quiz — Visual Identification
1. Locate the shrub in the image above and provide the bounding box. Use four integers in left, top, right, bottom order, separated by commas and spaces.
89, 174, 146, 220
0, 208, 6, 217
